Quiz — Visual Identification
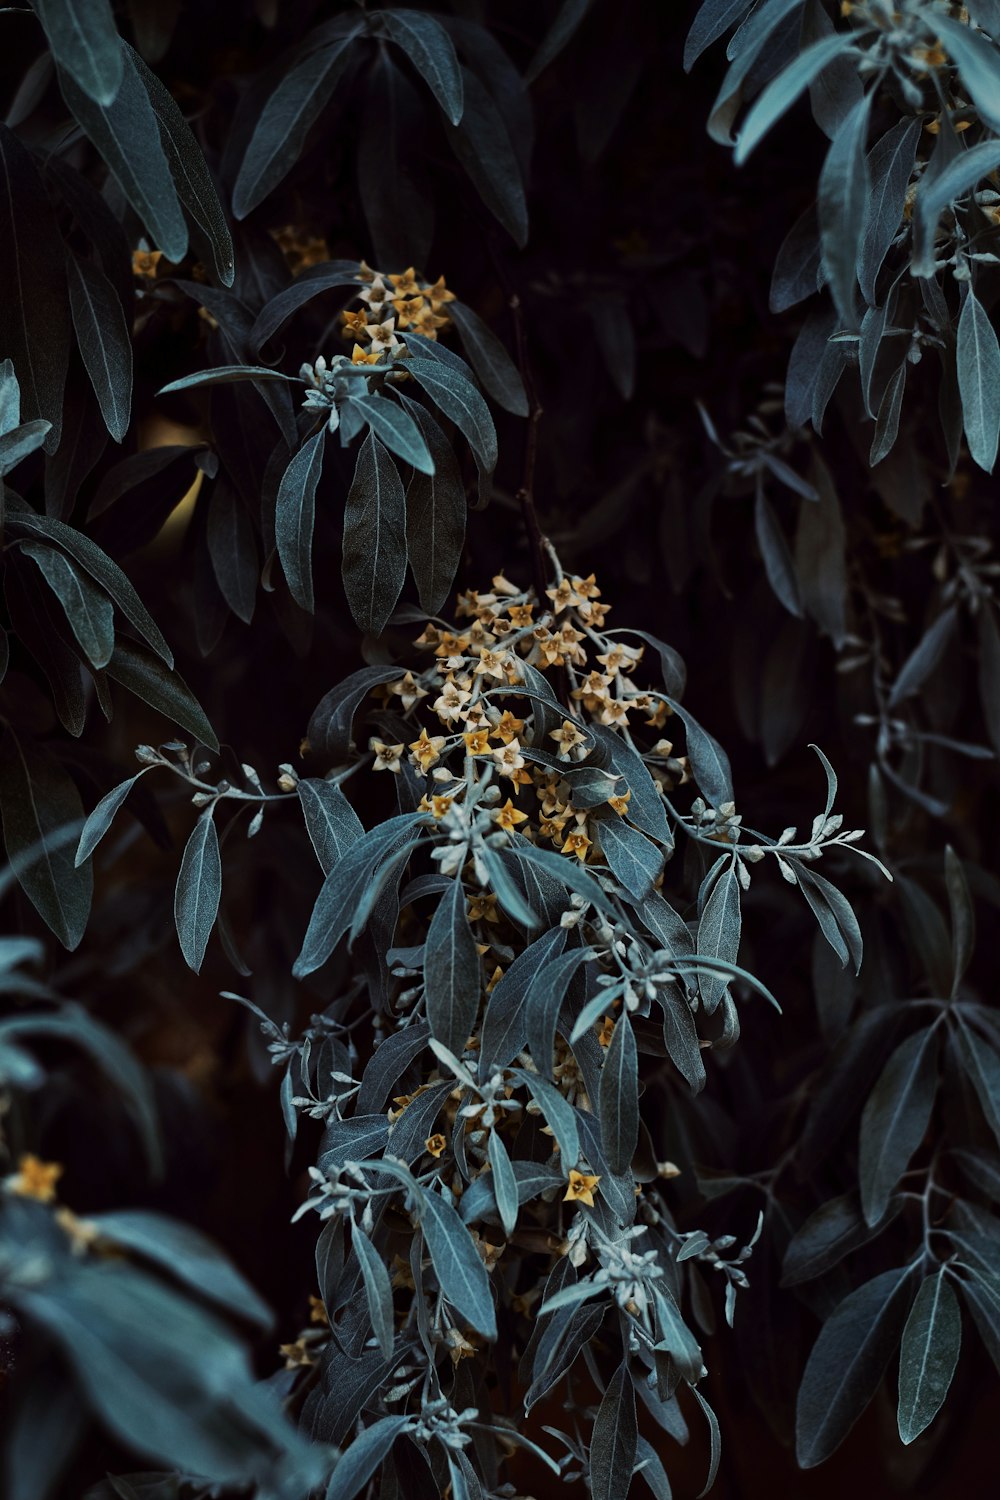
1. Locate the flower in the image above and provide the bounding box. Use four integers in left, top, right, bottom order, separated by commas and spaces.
352, 342, 383, 366
425, 1133, 447, 1158
370, 739, 405, 773
609, 790, 632, 816
550, 719, 587, 759
7, 1154, 63, 1203
340, 308, 369, 340
132, 248, 163, 280
425, 275, 456, 311
468, 893, 499, 924
389, 266, 422, 297
434, 681, 472, 724
463, 729, 491, 755
409, 728, 446, 772
561, 829, 592, 861
493, 799, 529, 832
368, 317, 401, 354
563, 1169, 601, 1206
492, 738, 526, 779
490, 710, 525, 744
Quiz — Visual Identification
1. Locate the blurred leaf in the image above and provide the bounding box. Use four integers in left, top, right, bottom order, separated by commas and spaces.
0, 730, 91, 948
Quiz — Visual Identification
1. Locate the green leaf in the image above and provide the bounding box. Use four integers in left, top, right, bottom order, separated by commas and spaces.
275, 427, 326, 613
600, 1014, 638, 1176
897, 1270, 961, 1444
697, 861, 741, 1013
488, 1126, 518, 1238
663, 697, 734, 806
0, 730, 92, 949
21, 540, 114, 668
818, 91, 871, 328
661, 992, 706, 1093
590, 1359, 637, 1500
353, 1225, 395, 1357
0, 125, 71, 452
796, 1264, 914, 1467
400, 397, 467, 614
127, 45, 234, 287
31, 0, 123, 104
450, 301, 528, 416
207, 483, 257, 623
937, 16, 1000, 133
307, 665, 403, 760
781, 1191, 903, 1287
158, 365, 301, 395
0, 419, 51, 476
597, 815, 662, 899
326, 1415, 411, 1500
754, 486, 802, 616
352, 393, 435, 475
888, 605, 958, 708
691, 1386, 721, 1499
174, 809, 221, 973
418, 1184, 497, 1337
87, 1209, 272, 1326
957, 286, 1000, 473
66, 253, 132, 442
912, 138, 1000, 278
232, 31, 359, 219
297, 778, 363, 876
860, 118, 920, 303
685, 0, 755, 72
736, 34, 855, 164
445, 68, 528, 246
859, 1026, 938, 1227
380, 10, 464, 124
953, 1015, 1000, 1150
75, 771, 146, 866
404, 357, 498, 474
945, 845, 975, 995
105, 640, 218, 750
424, 876, 480, 1057
870, 360, 906, 466
514, 1065, 581, 1170
57, 50, 188, 263
342, 432, 407, 636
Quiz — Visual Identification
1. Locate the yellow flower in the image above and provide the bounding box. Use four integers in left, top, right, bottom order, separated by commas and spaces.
550, 718, 587, 758
425, 275, 456, 311
7, 1154, 63, 1203
564, 1169, 601, 1207
340, 308, 369, 340
132, 248, 163, 280
561, 829, 592, 861
464, 729, 491, 755
409, 728, 446, 772
279, 1338, 315, 1369
609, 790, 631, 816
492, 738, 526, 779
493, 798, 529, 832
309, 1294, 329, 1325
597, 1014, 616, 1048
352, 342, 383, 366
425, 1133, 447, 1158
490, 710, 525, 743
370, 739, 405, 773
468, 893, 499, 924
508, 602, 534, 627
409, 303, 449, 339
486, 964, 504, 992
389, 266, 422, 296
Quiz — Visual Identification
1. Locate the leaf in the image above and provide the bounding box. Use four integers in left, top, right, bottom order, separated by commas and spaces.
21, 541, 114, 668
685, 0, 755, 71
326, 1415, 411, 1500
174, 809, 222, 973
404, 358, 498, 474
297, 778, 363, 875
488, 1126, 518, 1238
158, 365, 301, 395
450, 301, 528, 416
57, 50, 188, 263
796, 865, 863, 974
275, 427, 326, 612
445, 68, 528, 246
514, 1065, 581, 1170
352, 393, 434, 475
401, 398, 467, 614
480, 927, 566, 1076
66, 253, 132, 441
525, 0, 592, 82
897, 1270, 961, 1444
953, 1015, 1000, 1150
0, 419, 51, 476
817, 91, 871, 328
232, 31, 359, 218
418, 1185, 497, 1337
342, 433, 408, 636
380, 10, 464, 124
936, 16, 1000, 134
105, 641, 219, 750
86, 1209, 272, 1326
0, 730, 92, 949
127, 45, 234, 286
870, 360, 906, 466
661, 993, 706, 1093
590, 1360, 637, 1500
796, 1265, 915, 1467
912, 138, 1000, 277
735, 34, 855, 163
207, 483, 257, 623
248, 259, 365, 350
354, 1226, 395, 1358
860, 118, 920, 303
781, 1191, 903, 1287
697, 862, 741, 1013
888, 606, 958, 707
945, 845, 975, 995
957, 286, 1000, 473
858, 1026, 938, 1227
663, 698, 734, 807
31, 0, 123, 105
424, 877, 480, 1056
600, 1014, 639, 1176
75, 772, 145, 866
754, 487, 802, 616
597, 816, 662, 899
588, 723, 672, 844
0, 125, 71, 451
526, 948, 587, 1075
307, 665, 403, 760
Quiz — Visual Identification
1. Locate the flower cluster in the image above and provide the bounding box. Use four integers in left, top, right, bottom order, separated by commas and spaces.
340, 261, 456, 356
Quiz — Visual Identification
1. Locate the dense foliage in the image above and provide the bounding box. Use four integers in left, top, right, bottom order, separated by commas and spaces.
2, 1, 1000, 1496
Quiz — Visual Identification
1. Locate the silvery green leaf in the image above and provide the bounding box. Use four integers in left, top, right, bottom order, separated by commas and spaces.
75, 771, 146, 866
936, 16, 1000, 134
589, 1360, 637, 1500
513, 1066, 580, 1169
781, 1191, 903, 1287
105, 641, 219, 749
158, 365, 301, 395
342, 432, 407, 636
662, 994, 706, 1092
424, 876, 480, 1056
860, 118, 920, 303
697, 861, 741, 1013
599, 1013, 638, 1175
450, 301, 528, 416
326, 1414, 411, 1500
818, 90, 871, 327
770, 201, 822, 313
65, 254, 132, 442
690, 1386, 721, 1498
663, 697, 734, 807
487, 1126, 518, 1237
858, 1026, 938, 1226
953, 1015, 1000, 1149
353, 1226, 395, 1358
755, 486, 802, 615
400, 396, 467, 615
869, 359, 906, 466
0, 731, 92, 949
597, 815, 662, 899
944, 845, 974, 995
888, 606, 959, 708
957, 285, 1000, 472
444, 68, 527, 245
735, 33, 854, 163
897, 1270, 961, 1444
796, 1265, 914, 1467
526, 947, 588, 1077
417, 1185, 497, 1337
480, 926, 566, 1076
404, 357, 498, 474
380, 10, 464, 123
797, 865, 863, 973
276, 427, 326, 613
297, 778, 363, 875
31, 0, 123, 105
174, 809, 221, 973
353, 393, 435, 476
684, 0, 755, 72
21, 540, 114, 668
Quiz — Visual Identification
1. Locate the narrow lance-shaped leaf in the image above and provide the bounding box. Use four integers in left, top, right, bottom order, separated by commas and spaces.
444, 68, 528, 246
736, 33, 856, 164
353, 1226, 395, 1358
599, 1013, 638, 1176
380, 10, 464, 123
424, 877, 480, 1057
275, 427, 326, 613
697, 861, 741, 1013
404, 358, 498, 474
488, 1127, 518, 1238
818, 91, 872, 328
897, 1269, 961, 1444
858, 1025, 938, 1227
75, 771, 149, 866
30, 0, 124, 106
589, 1360, 637, 1500
957, 285, 1000, 473
417, 1185, 497, 1337
400, 396, 466, 614
0, 730, 92, 950
326, 1416, 411, 1500
342, 432, 407, 636
351, 393, 434, 475
66, 254, 133, 442
104, 641, 219, 750
450, 301, 529, 417
21, 541, 114, 669
174, 809, 222, 973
